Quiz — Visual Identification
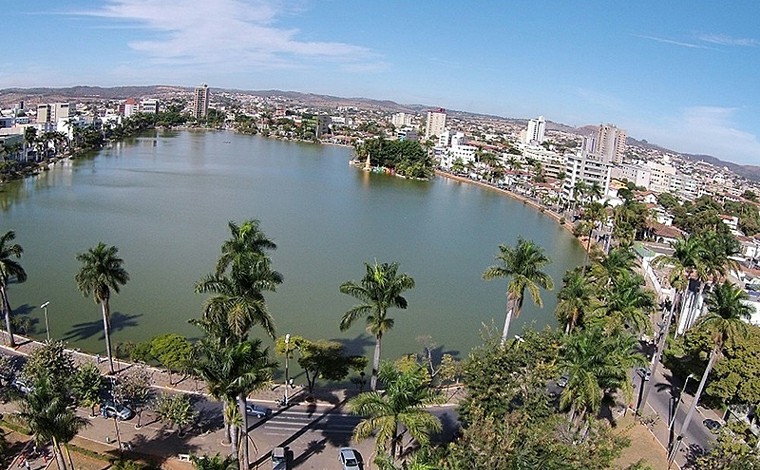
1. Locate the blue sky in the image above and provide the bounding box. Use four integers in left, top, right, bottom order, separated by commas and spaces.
3, 1, 760, 166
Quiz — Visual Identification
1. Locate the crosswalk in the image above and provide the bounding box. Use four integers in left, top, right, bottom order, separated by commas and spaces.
255, 409, 361, 436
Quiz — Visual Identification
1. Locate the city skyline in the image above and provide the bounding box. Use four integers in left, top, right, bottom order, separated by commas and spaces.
2, 1, 759, 166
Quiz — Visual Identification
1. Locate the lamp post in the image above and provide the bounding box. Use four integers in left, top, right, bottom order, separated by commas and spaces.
667, 373, 695, 468
284, 334, 290, 406
669, 374, 695, 437
40, 301, 50, 341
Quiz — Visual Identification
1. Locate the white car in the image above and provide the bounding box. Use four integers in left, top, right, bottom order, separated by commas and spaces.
338, 447, 361, 470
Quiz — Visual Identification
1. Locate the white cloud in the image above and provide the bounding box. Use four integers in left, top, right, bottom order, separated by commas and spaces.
629, 106, 760, 165
697, 33, 758, 47
634, 34, 715, 50
77, 0, 379, 70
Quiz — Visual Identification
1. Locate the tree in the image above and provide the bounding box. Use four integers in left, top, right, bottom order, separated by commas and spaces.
340, 261, 416, 391
589, 271, 655, 335
191, 454, 238, 470
742, 190, 758, 202
150, 333, 193, 385
691, 421, 760, 469
555, 268, 594, 334
71, 363, 104, 417
154, 392, 197, 436
23, 340, 76, 390
0, 230, 26, 347
482, 238, 554, 343
18, 375, 89, 470
348, 361, 441, 462
75, 242, 130, 374
113, 367, 152, 428
279, 338, 367, 394
669, 281, 753, 464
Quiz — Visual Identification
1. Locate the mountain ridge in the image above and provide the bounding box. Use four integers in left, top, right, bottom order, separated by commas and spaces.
2, 85, 757, 181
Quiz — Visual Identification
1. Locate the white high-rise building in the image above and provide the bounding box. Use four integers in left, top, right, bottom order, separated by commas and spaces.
523, 115, 546, 144
390, 113, 413, 128
563, 152, 612, 202
424, 109, 446, 140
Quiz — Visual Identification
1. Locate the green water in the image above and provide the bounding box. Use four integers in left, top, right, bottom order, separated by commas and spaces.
0, 130, 584, 360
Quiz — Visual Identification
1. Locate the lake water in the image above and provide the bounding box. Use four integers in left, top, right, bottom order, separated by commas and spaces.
0, 130, 584, 361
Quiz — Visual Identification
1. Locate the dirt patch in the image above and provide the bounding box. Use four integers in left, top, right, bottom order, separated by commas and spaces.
614, 415, 670, 469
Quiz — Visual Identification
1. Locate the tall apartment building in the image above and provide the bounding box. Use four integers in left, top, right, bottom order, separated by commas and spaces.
424, 108, 446, 140
193, 83, 210, 119
122, 98, 139, 117
37, 102, 72, 124
523, 115, 546, 144
593, 124, 627, 163
610, 161, 697, 200
563, 152, 611, 202
521, 145, 565, 180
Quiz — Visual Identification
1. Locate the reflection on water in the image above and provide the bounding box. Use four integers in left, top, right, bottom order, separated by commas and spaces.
1, 130, 584, 360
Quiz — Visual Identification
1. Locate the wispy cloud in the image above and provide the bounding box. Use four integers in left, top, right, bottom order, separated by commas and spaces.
696, 33, 758, 47
634, 34, 714, 50
74, 0, 380, 71
575, 88, 624, 112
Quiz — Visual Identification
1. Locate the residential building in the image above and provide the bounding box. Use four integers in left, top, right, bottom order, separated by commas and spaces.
37, 102, 72, 124
121, 98, 139, 117
140, 99, 160, 114
424, 108, 446, 141
563, 152, 611, 202
593, 123, 626, 163
521, 145, 565, 180
391, 112, 413, 128
523, 115, 546, 144
315, 115, 331, 138
193, 83, 210, 119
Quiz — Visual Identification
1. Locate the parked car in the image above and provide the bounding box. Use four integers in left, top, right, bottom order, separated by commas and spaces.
101, 400, 134, 420
338, 447, 361, 470
246, 403, 272, 418
637, 367, 652, 381
11, 377, 33, 394
703, 418, 722, 433
272, 446, 289, 470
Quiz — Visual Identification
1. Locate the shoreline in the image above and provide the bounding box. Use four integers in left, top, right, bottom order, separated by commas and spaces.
434, 169, 579, 239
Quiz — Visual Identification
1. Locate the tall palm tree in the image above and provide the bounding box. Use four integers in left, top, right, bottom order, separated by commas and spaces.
482, 238, 554, 343
0, 230, 26, 347
555, 268, 594, 334
669, 281, 752, 463
349, 362, 441, 461
18, 375, 89, 470
580, 201, 608, 268
196, 265, 277, 341
215, 219, 280, 278
194, 338, 275, 467
340, 261, 415, 391
75, 242, 129, 374
590, 246, 637, 288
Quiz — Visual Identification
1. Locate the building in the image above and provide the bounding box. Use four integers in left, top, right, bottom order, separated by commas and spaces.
424, 109, 446, 141
563, 152, 612, 202
390, 113, 413, 128
140, 99, 160, 114
36, 102, 72, 124
121, 98, 139, 117
593, 124, 626, 163
315, 115, 331, 138
523, 115, 546, 144
193, 83, 210, 119
521, 145, 565, 180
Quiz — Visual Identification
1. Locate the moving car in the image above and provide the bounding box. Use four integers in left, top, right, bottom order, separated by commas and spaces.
338, 447, 361, 470
246, 403, 272, 418
637, 367, 652, 381
11, 377, 33, 394
271, 446, 288, 470
101, 400, 135, 420
557, 374, 569, 388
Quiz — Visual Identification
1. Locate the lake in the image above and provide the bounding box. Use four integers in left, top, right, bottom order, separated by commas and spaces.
0, 129, 584, 362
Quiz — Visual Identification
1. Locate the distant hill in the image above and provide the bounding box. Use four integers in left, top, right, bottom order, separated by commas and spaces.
2, 85, 758, 181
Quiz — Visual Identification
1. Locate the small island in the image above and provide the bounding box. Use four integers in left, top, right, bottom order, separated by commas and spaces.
351, 138, 434, 180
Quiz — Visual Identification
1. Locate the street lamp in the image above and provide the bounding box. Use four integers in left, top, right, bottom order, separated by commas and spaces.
667, 373, 695, 468
284, 334, 291, 406
40, 301, 50, 341
669, 374, 695, 435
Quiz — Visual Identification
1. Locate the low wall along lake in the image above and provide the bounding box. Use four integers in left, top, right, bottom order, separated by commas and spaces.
1, 130, 584, 361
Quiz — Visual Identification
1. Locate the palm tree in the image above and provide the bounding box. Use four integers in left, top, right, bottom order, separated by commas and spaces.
590, 271, 655, 335
482, 238, 554, 343
191, 454, 238, 470
555, 268, 594, 334
18, 375, 89, 470
559, 327, 645, 431
0, 230, 27, 347
669, 281, 752, 464
75, 242, 129, 374
580, 201, 608, 268
340, 261, 415, 391
590, 246, 637, 288
215, 219, 280, 278
349, 362, 441, 462
194, 338, 275, 466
